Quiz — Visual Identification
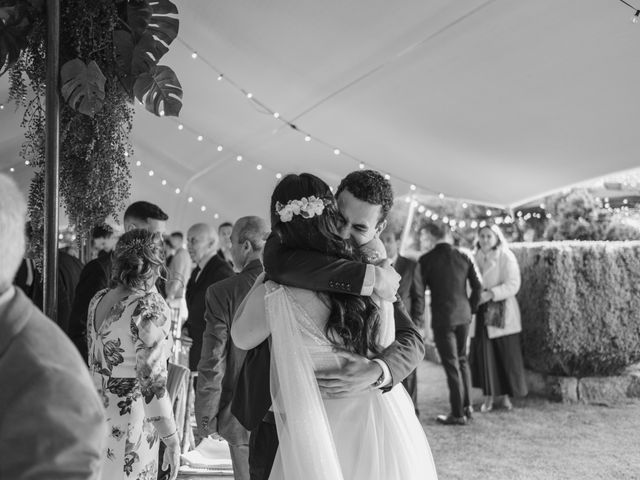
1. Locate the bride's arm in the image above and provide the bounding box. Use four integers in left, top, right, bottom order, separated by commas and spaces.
231, 278, 269, 350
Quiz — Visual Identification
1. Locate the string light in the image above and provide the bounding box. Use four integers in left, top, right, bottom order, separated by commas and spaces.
246, 93, 253, 99
217, 145, 223, 152
136, 160, 142, 167
197, 135, 203, 141
359, 163, 365, 169
236, 155, 243, 162
9, 167, 14, 172
188, 196, 193, 203
217, 74, 223, 81
256, 164, 263, 170
0, 104, 4, 110
304, 135, 311, 142
201, 205, 206, 211
384, 174, 390, 180
333, 148, 340, 155
273, 112, 280, 119
175, 188, 181, 194
159, 110, 165, 117
148, 170, 154, 176
124, 150, 129, 157
410, 184, 416, 191
462, 203, 468, 209
24, 160, 29, 165
438, 193, 445, 199
191, 52, 198, 59
214, 213, 220, 219
161, 179, 167, 185
178, 124, 184, 130
276, 172, 282, 179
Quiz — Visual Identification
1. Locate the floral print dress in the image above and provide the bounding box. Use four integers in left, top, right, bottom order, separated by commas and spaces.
87, 289, 174, 480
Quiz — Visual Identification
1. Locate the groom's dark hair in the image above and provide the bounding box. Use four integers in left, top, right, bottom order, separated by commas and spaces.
336, 170, 394, 224
271, 173, 382, 355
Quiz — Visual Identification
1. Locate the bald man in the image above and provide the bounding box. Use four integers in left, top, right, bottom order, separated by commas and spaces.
185, 223, 235, 372
196, 216, 269, 480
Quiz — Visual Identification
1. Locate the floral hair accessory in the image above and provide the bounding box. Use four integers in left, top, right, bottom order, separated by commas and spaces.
275, 196, 328, 222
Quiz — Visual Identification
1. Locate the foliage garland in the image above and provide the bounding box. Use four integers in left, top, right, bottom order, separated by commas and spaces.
1, 0, 182, 260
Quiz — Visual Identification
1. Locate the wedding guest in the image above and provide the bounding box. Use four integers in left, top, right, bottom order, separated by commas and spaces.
470, 225, 527, 412
165, 231, 191, 327
164, 237, 176, 267
86, 229, 179, 480
92, 224, 116, 259
196, 216, 268, 480
184, 223, 234, 372
57, 247, 84, 333
69, 201, 168, 359
0, 173, 107, 479
419, 222, 483, 425
380, 226, 425, 413
217, 221, 234, 267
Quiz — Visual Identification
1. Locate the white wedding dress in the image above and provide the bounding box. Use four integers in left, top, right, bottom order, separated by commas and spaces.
265, 281, 438, 480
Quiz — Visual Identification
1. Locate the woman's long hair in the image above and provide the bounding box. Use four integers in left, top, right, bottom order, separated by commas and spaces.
271, 173, 381, 356
474, 224, 508, 252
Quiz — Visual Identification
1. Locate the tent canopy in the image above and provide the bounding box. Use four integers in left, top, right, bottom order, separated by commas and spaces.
1, 0, 639, 232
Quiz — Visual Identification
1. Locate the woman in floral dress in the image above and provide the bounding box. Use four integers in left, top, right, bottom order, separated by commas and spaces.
87, 229, 180, 480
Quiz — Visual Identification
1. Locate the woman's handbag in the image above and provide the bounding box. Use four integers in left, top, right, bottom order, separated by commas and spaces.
485, 300, 506, 328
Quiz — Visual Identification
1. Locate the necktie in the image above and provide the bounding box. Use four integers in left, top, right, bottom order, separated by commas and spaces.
192, 265, 201, 283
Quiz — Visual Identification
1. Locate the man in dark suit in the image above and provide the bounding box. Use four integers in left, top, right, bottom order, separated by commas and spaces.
232, 170, 424, 480
0, 173, 107, 479
196, 216, 268, 480
68, 201, 168, 359
185, 223, 235, 372
419, 221, 483, 425
380, 226, 425, 413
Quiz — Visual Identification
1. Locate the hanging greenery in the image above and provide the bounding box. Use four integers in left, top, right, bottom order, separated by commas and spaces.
0, 0, 182, 260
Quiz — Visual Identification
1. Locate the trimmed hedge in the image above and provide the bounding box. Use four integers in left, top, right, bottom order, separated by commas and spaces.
511, 241, 640, 377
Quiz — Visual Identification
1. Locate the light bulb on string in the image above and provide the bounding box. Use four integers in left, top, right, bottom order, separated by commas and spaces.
188, 197, 193, 203
359, 163, 365, 170
148, 170, 154, 176
214, 213, 220, 219
136, 160, 141, 167
443, 216, 449, 223
191, 52, 198, 59
201, 206, 206, 212
471, 221, 478, 229
418, 205, 425, 213
124, 150, 129, 157
236, 155, 243, 162
404, 197, 411, 204
438, 193, 444, 199
462, 203, 468, 209
9, 167, 14, 172
305, 135, 311, 142
411, 200, 418, 207
459, 220, 466, 228
178, 124, 184, 130
217, 74, 223, 81
486, 209, 492, 216
384, 174, 390, 180
246, 93, 253, 99
256, 164, 263, 170
633, 10, 640, 23
333, 148, 340, 155
276, 173, 282, 179
217, 145, 223, 152
24, 160, 30, 165
159, 110, 165, 117
0, 104, 4, 110
197, 135, 203, 141
480, 220, 487, 228
273, 112, 280, 119
425, 209, 432, 216
431, 214, 439, 221
161, 179, 167, 185
175, 188, 181, 194
410, 184, 416, 191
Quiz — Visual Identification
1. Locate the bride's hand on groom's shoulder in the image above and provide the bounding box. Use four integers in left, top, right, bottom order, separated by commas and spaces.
374, 260, 401, 302
316, 350, 383, 397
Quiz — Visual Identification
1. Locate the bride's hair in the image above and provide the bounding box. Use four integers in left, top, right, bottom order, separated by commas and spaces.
271, 173, 381, 355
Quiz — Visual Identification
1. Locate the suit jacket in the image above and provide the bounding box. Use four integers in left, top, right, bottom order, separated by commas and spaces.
68, 252, 113, 360
57, 251, 84, 334
418, 243, 483, 330
231, 235, 425, 431
0, 288, 107, 479
185, 254, 235, 371
195, 259, 262, 445
394, 255, 425, 327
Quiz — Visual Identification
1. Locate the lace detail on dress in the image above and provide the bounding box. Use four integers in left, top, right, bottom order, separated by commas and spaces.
282, 286, 332, 347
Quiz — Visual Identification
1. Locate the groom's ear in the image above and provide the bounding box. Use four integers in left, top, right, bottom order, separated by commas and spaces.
375, 219, 387, 236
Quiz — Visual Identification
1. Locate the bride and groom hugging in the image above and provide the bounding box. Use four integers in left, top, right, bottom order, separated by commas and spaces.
230, 170, 438, 480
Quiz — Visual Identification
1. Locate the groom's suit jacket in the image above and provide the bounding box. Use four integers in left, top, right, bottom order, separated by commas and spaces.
231, 235, 425, 431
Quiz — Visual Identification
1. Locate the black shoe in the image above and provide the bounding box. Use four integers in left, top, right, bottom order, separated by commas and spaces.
436, 414, 467, 426
464, 406, 474, 420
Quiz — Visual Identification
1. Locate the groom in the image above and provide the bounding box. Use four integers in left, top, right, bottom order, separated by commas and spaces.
231, 170, 425, 480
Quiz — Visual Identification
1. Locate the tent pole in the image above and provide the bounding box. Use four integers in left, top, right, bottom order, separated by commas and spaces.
43, 0, 60, 321
399, 196, 416, 256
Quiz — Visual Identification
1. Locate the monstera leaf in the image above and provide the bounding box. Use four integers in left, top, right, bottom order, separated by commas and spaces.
133, 64, 182, 117
60, 59, 106, 117
0, 4, 31, 75
127, 0, 178, 54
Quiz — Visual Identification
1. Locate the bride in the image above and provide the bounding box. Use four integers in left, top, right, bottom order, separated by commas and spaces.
231, 173, 437, 480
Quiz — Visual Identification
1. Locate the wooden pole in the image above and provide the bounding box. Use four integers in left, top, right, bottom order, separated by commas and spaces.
43, 0, 60, 320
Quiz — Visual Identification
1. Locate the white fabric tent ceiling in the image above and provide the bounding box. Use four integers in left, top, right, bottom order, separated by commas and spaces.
1, 0, 639, 231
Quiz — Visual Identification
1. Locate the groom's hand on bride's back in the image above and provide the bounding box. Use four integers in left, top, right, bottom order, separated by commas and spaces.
374, 260, 401, 302
316, 350, 383, 397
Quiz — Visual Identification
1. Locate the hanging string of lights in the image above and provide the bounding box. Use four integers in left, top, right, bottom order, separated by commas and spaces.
617, 0, 640, 22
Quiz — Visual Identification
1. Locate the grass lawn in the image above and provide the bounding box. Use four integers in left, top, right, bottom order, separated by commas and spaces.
417, 360, 640, 480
